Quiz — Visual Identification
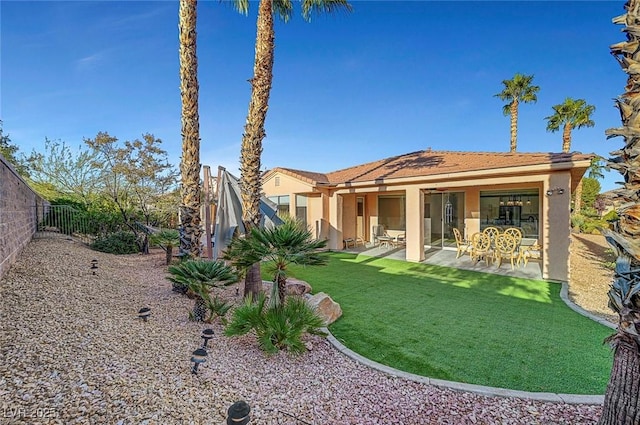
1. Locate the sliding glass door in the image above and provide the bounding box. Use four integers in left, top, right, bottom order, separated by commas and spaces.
424, 192, 465, 249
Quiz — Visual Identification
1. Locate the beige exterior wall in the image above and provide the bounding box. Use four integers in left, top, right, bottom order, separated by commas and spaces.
262, 165, 584, 283
405, 187, 424, 262
542, 173, 571, 282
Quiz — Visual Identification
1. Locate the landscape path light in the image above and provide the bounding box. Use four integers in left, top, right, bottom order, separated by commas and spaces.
91, 259, 98, 275
226, 400, 251, 425
191, 348, 207, 374
201, 328, 214, 348
138, 307, 151, 322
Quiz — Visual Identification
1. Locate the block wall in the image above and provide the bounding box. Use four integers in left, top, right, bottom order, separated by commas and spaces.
0, 154, 47, 279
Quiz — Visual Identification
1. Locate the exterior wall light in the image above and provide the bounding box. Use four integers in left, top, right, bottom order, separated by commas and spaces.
546, 188, 565, 196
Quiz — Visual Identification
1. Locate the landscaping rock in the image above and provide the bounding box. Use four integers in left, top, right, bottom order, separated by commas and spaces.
307, 292, 342, 325
285, 278, 312, 295
261, 279, 312, 297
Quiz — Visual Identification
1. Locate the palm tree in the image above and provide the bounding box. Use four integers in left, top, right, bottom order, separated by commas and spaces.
494, 73, 540, 152
178, 0, 202, 259
223, 217, 327, 308
545, 97, 595, 153
598, 2, 640, 423
149, 229, 180, 265
233, 0, 352, 299
167, 260, 237, 322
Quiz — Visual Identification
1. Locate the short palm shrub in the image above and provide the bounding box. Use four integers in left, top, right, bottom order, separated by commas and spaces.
149, 229, 180, 265
225, 293, 326, 354
167, 260, 237, 322
92, 231, 139, 254
205, 296, 233, 324
224, 217, 327, 308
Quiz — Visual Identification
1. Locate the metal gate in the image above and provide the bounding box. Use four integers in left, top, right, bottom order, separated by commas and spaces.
33, 204, 95, 244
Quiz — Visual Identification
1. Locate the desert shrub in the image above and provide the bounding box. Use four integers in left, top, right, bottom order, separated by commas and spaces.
225, 293, 326, 355
602, 210, 619, 223
571, 214, 610, 234
166, 260, 237, 322
206, 296, 233, 324
91, 231, 139, 254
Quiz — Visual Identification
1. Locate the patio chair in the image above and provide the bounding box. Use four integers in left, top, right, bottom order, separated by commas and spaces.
494, 233, 518, 269
482, 226, 500, 246
503, 227, 522, 245
452, 228, 472, 258
519, 242, 542, 267
372, 225, 386, 246
470, 232, 492, 266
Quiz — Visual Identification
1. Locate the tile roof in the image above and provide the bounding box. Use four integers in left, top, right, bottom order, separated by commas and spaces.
270, 150, 594, 185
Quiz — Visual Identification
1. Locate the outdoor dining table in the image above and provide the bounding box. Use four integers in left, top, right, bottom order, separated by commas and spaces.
377, 236, 395, 249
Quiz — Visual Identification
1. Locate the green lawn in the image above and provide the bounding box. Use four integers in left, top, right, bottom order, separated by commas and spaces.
285, 252, 614, 395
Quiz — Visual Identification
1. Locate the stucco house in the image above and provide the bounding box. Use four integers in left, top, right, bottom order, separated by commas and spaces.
262, 149, 594, 282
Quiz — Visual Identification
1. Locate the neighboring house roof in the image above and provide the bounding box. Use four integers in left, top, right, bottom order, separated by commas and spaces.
267, 167, 330, 185
266, 150, 594, 186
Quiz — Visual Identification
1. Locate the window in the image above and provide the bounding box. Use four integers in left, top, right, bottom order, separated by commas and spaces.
378, 195, 405, 231
267, 195, 290, 218
275, 176, 280, 187
479, 190, 539, 237
295, 195, 307, 228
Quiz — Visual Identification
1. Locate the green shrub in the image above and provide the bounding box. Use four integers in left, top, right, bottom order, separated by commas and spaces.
225, 293, 326, 355
166, 260, 237, 321
602, 210, 619, 223
205, 296, 233, 324
571, 214, 610, 234
91, 231, 139, 254
571, 214, 585, 231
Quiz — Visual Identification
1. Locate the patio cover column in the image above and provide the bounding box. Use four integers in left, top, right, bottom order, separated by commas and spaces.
544, 173, 571, 282
406, 187, 425, 262
327, 192, 343, 250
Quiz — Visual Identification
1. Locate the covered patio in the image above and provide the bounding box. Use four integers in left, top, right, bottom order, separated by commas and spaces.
343, 244, 543, 280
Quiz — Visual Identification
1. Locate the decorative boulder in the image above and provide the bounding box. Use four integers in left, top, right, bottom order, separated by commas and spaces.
307, 292, 342, 325
285, 278, 312, 296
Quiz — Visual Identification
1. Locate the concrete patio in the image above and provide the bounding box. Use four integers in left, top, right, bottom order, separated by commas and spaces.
343, 244, 543, 280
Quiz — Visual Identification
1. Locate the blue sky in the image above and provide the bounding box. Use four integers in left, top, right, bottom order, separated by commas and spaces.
1, 1, 626, 191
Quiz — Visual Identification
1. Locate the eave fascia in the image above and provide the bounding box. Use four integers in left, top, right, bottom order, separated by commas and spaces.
328, 160, 592, 191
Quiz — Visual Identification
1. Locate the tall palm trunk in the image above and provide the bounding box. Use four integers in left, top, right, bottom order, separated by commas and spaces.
240, 0, 275, 299
599, 1, 640, 423
573, 179, 583, 215
178, 0, 202, 259
509, 100, 518, 152
563, 122, 584, 215
562, 122, 573, 153
599, 336, 640, 424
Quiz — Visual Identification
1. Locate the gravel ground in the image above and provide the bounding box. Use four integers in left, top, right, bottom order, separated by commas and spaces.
567, 234, 617, 325
0, 238, 606, 424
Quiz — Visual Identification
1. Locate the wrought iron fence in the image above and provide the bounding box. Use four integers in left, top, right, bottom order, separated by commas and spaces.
33, 204, 96, 245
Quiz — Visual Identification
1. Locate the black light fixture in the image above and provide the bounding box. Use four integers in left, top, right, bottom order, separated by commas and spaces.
201, 328, 214, 348
91, 259, 98, 275
546, 187, 565, 196
138, 307, 151, 322
226, 401, 251, 425
191, 348, 208, 374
